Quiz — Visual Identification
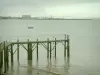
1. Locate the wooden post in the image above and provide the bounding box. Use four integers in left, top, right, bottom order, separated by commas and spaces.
47, 38, 49, 59
37, 39, 39, 61
55, 38, 56, 59
64, 35, 67, 58
1, 51, 3, 68
6, 47, 9, 68
67, 35, 70, 58
0, 52, 2, 74
0, 44, 1, 74
0, 43, 3, 74
11, 44, 13, 65
4, 41, 7, 73
0, 52, 3, 74
50, 42, 52, 59
27, 40, 32, 67
17, 39, 19, 64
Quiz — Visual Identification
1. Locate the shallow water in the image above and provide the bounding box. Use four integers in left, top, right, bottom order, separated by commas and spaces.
5, 58, 100, 75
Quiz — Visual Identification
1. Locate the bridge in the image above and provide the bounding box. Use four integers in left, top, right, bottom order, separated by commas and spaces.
0, 35, 70, 75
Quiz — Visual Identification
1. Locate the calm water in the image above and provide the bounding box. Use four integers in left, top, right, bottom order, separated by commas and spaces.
0, 19, 100, 75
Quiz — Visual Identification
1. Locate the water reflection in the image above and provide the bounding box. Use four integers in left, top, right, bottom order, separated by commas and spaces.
64, 58, 70, 74
5, 57, 70, 75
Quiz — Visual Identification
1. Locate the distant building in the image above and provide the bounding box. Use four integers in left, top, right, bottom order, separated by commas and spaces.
22, 15, 31, 19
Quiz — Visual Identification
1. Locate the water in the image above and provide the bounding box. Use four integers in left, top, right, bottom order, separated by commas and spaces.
0, 19, 100, 75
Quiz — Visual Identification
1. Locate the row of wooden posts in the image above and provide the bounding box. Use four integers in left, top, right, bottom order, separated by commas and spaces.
0, 35, 70, 74
0, 41, 9, 74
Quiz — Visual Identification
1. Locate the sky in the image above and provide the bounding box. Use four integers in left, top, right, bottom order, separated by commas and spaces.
0, 0, 100, 18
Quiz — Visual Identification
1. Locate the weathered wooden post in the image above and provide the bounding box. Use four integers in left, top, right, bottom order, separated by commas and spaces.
55, 38, 56, 59
50, 42, 52, 59
4, 41, 7, 73
17, 39, 19, 64
64, 35, 67, 58
67, 35, 70, 58
0, 52, 2, 75
37, 39, 39, 61
6, 46, 9, 68
47, 38, 49, 59
0, 43, 3, 74
27, 40, 32, 67
11, 44, 13, 66
0, 52, 2, 74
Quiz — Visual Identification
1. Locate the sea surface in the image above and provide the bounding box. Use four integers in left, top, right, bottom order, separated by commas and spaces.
0, 19, 100, 75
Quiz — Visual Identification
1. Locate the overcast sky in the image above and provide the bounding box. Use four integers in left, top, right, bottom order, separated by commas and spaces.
0, 0, 100, 18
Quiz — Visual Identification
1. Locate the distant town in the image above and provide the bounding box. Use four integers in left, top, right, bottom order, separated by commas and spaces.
0, 15, 92, 20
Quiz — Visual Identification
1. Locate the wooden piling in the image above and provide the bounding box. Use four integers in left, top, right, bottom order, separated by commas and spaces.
50, 42, 52, 59
6, 46, 9, 68
27, 40, 32, 67
47, 38, 49, 59
0, 44, 3, 74
0, 52, 2, 74
37, 39, 39, 61
64, 35, 67, 58
4, 42, 7, 73
1, 52, 3, 68
0, 52, 3, 74
67, 35, 70, 58
11, 44, 13, 65
55, 38, 56, 59
17, 39, 19, 63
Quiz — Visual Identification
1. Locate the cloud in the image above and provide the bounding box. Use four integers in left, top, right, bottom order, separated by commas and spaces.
45, 2, 100, 18
0, 0, 100, 6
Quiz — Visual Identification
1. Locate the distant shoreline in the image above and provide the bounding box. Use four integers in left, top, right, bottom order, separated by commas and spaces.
0, 16, 93, 20
0, 18, 92, 20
